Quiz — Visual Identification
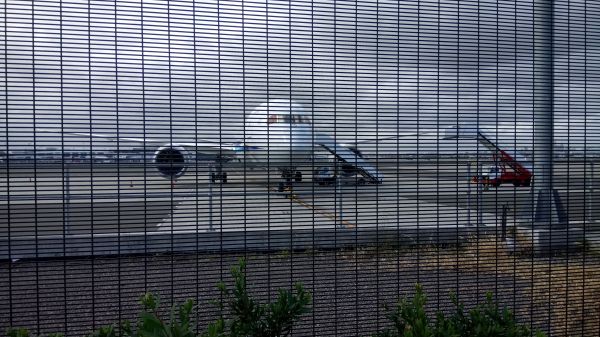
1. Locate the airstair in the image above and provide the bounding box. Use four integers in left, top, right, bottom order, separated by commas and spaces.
444, 126, 533, 186
315, 133, 383, 184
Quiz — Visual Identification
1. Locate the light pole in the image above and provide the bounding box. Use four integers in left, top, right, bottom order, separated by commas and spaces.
531, 0, 567, 228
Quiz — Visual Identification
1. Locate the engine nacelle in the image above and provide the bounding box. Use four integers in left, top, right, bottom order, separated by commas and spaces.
153, 145, 188, 179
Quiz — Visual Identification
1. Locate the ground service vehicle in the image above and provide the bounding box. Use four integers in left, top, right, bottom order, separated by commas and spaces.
471, 141, 532, 188
314, 166, 367, 186
444, 126, 533, 188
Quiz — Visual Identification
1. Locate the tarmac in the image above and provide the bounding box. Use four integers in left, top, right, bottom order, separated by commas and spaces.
0, 160, 597, 258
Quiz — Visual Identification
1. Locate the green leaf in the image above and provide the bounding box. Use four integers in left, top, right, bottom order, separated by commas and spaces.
140, 293, 159, 312
201, 319, 225, 337
374, 284, 546, 337
202, 258, 311, 337
88, 325, 116, 337
120, 321, 133, 337
6, 328, 30, 337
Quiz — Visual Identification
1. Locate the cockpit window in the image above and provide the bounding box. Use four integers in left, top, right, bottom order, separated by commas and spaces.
267, 114, 311, 124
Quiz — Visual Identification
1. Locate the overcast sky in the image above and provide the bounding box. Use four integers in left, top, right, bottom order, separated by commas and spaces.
2, 0, 599, 153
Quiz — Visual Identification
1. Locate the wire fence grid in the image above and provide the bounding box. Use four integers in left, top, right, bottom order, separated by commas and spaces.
1, 0, 600, 336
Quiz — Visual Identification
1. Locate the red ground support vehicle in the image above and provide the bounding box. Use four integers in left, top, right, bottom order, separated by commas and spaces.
470, 131, 533, 188
472, 150, 532, 188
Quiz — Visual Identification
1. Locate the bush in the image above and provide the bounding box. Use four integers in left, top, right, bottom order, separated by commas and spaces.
373, 284, 546, 337
5, 266, 544, 337
203, 258, 311, 337
7, 291, 199, 337
5, 328, 62, 337
6, 259, 311, 337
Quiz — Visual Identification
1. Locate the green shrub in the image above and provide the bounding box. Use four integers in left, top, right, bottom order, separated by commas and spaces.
79, 292, 197, 337
373, 284, 546, 337
5, 328, 62, 337
203, 258, 311, 337
6, 259, 310, 337
374, 284, 433, 337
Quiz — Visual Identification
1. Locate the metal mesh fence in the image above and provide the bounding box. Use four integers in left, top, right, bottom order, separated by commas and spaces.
1, 0, 599, 336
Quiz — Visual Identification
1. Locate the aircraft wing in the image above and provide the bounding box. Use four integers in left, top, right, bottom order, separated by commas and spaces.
347, 130, 438, 145
35, 129, 243, 158
315, 133, 383, 184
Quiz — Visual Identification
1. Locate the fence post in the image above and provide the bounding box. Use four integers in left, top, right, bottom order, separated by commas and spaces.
501, 204, 508, 241
64, 166, 70, 235
335, 170, 344, 228
591, 162, 595, 222
467, 161, 472, 226
208, 164, 213, 231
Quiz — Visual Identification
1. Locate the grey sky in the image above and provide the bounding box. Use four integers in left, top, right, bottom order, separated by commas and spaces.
1, 0, 599, 153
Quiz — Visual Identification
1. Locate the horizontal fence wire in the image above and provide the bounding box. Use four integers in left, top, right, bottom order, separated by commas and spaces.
1, 0, 599, 336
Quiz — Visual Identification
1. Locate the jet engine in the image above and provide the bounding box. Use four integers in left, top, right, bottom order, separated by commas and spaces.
153, 145, 188, 178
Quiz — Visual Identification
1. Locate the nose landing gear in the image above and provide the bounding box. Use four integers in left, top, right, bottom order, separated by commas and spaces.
210, 166, 227, 183
278, 170, 302, 192
277, 181, 290, 192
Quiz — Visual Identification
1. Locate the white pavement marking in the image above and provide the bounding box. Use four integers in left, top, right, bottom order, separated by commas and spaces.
157, 185, 499, 233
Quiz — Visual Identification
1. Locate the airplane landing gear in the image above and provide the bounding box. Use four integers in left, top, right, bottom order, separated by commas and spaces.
278, 170, 301, 192
277, 181, 288, 192
210, 167, 227, 183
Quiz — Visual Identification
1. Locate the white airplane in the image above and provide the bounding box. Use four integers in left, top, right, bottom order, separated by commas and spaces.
42, 99, 393, 191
